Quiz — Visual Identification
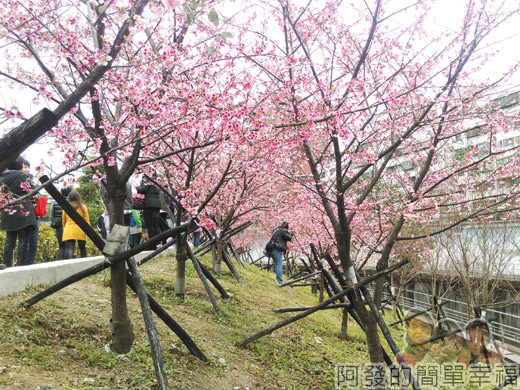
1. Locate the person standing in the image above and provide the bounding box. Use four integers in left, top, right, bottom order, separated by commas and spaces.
62, 191, 89, 259
0, 156, 37, 268
268, 221, 294, 285
128, 209, 143, 248
136, 174, 169, 241
23, 159, 48, 265
50, 187, 71, 260
96, 207, 110, 239
192, 218, 202, 248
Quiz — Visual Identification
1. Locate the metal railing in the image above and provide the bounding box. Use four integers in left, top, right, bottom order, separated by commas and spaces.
384, 288, 520, 349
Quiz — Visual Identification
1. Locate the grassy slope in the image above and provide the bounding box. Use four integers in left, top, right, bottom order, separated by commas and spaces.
0, 253, 374, 389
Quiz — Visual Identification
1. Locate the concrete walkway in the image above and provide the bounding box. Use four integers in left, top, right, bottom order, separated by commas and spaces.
0, 249, 174, 298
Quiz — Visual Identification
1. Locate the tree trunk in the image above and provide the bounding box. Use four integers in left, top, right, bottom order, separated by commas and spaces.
175, 234, 188, 297
358, 302, 385, 363
108, 262, 134, 355
318, 273, 324, 303
106, 182, 134, 354
373, 277, 385, 310
211, 244, 220, 274
335, 226, 384, 364
339, 308, 349, 340
214, 237, 224, 274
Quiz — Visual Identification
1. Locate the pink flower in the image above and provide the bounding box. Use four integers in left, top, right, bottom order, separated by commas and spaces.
107, 156, 116, 166
20, 181, 32, 193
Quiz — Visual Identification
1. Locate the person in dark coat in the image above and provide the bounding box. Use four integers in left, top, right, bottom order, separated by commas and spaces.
96, 207, 110, 239
136, 174, 169, 241
23, 159, 47, 265
50, 187, 71, 260
0, 156, 37, 267
269, 221, 294, 284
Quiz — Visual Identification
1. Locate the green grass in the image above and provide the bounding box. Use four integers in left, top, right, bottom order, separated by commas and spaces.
0, 253, 376, 389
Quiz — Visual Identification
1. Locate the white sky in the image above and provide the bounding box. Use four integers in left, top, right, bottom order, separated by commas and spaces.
3, 0, 520, 178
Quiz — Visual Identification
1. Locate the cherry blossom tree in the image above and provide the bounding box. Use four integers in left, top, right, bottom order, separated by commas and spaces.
234, 0, 520, 364
0, 0, 256, 353
0, 0, 161, 353
2, 0, 520, 371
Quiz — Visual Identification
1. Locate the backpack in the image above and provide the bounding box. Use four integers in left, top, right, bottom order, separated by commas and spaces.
50, 216, 62, 229
265, 228, 279, 253
265, 239, 274, 252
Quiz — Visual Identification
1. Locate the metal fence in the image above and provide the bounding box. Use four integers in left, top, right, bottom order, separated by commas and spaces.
384, 288, 520, 352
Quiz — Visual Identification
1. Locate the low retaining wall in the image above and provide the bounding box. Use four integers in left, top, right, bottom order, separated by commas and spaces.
0, 248, 175, 298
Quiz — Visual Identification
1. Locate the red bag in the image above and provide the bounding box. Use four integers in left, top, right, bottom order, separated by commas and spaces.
34, 197, 48, 217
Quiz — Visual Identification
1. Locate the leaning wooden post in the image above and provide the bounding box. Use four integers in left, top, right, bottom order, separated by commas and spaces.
238, 259, 409, 347
227, 241, 244, 268
124, 270, 207, 362
20, 210, 205, 368
322, 252, 351, 340
273, 303, 352, 313
41, 175, 106, 249
20, 224, 189, 307
312, 247, 405, 374
187, 251, 230, 299
0, 109, 58, 174
186, 245, 226, 319
222, 249, 243, 285
309, 246, 334, 300
277, 270, 321, 288
127, 257, 169, 389
136, 239, 176, 266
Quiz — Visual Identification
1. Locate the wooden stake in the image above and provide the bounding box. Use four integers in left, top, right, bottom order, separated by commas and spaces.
222, 249, 243, 285
272, 303, 351, 313
277, 270, 321, 288
0, 109, 58, 174
186, 245, 226, 319
125, 270, 207, 362
187, 249, 230, 299
127, 257, 169, 389
238, 259, 409, 347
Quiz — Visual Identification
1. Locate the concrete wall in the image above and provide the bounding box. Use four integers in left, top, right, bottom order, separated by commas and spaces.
0, 249, 174, 298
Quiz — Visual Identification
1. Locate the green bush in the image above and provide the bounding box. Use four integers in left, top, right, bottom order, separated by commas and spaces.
37, 225, 59, 263
0, 224, 102, 265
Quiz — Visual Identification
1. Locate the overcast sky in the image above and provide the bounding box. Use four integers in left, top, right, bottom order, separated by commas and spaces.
4, 0, 520, 180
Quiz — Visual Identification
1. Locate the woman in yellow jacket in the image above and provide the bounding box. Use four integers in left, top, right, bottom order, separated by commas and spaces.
62, 191, 89, 259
